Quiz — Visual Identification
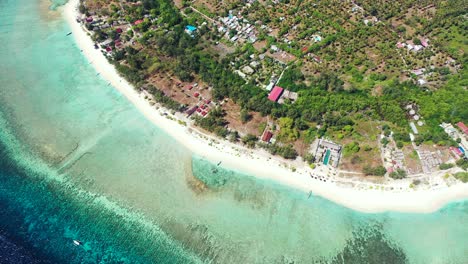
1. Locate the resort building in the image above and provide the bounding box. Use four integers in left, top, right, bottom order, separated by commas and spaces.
313, 139, 342, 168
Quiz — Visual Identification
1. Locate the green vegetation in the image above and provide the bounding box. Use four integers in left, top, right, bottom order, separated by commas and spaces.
194, 107, 228, 137
241, 134, 257, 148
277, 117, 299, 142
258, 143, 298, 160
343, 142, 360, 157
147, 85, 183, 111
456, 159, 468, 171
390, 169, 407, 179
454, 172, 468, 183
363, 165, 387, 176
83, 0, 467, 171
439, 163, 454, 170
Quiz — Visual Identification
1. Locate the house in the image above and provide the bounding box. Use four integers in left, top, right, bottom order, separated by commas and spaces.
412, 69, 425, 76
116, 28, 123, 33
186, 106, 198, 117
268, 86, 284, 102
261, 131, 273, 143
440, 123, 458, 138
250, 61, 260, 68
242, 65, 255, 75
449, 146, 463, 159
100, 39, 112, 46
185, 25, 197, 37
278, 90, 298, 103
410, 122, 419, 134
457, 122, 468, 135
420, 38, 429, 47
185, 25, 197, 32
134, 19, 143, 25
413, 45, 423, 52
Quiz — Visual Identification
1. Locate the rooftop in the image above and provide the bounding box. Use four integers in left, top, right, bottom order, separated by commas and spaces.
268, 86, 284, 102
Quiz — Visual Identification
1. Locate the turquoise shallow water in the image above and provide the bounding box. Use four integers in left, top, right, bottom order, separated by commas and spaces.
0, 0, 467, 263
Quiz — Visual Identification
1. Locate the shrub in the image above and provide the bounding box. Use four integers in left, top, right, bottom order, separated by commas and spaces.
363, 165, 387, 176
454, 172, 468, 183
439, 163, 454, 170
390, 169, 407, 179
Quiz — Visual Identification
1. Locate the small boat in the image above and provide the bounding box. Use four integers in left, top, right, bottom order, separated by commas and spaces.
66, 32, 72, 36
308, 191, 312, 199
73, 240, 82, 246
216, 161, 222, 166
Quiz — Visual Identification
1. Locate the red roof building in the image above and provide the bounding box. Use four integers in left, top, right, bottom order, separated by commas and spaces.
194, 92, 200, 97
457, 122, 468, 135
134, 20, 144, 25
420, 38, 428, 47
262, 131, 273, 142
268, 86, 284, 102
116, 28, 123, 33
450, 146, 463, 158
186, 106, 198, 116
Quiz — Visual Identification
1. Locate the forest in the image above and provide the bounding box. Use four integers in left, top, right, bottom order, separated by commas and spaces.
85, 0, 467, 161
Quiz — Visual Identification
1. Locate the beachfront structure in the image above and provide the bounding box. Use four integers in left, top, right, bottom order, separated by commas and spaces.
313, 139, 342, 168
261, 131, 273, 143
186, 106, 198, 117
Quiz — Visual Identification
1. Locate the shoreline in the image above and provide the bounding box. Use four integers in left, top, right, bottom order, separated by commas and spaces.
61, 0, 468, 213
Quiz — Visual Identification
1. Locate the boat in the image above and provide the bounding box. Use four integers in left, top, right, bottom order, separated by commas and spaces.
66, 32, 72, 36
73, 240, 82, 246
217, 161, 222, 166
308, 191, 312, 199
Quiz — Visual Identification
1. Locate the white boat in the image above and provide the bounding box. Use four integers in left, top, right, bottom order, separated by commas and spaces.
73, 240, 82, 246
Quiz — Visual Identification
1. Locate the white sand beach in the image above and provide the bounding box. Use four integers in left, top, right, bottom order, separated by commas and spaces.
62, 0, 468, 213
